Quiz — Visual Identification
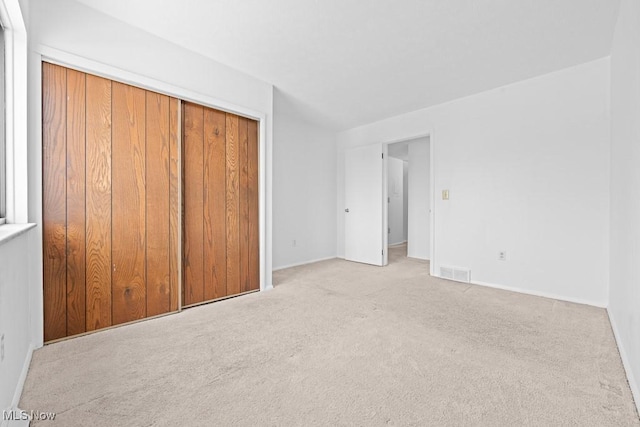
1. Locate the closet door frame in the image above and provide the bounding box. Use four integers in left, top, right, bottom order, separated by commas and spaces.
36, 47, 269, 326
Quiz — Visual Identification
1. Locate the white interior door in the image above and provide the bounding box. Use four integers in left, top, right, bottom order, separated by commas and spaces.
345, 143, 384, 266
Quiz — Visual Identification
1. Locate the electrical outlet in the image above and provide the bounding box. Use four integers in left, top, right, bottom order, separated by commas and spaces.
292, 239, 297, 247
498, 251, 507, 261
1, 334, 4, 362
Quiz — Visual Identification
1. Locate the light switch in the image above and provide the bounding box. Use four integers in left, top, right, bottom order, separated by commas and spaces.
442, 190, 450, 200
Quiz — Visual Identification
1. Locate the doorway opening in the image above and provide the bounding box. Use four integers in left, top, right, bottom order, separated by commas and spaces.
342, 134, 433, 270
385, 136, 431, 266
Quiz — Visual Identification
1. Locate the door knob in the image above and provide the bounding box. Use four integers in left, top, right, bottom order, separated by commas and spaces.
345, 208, 350, 213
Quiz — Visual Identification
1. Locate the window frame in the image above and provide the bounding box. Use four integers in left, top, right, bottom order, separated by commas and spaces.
0, 26, 5, 224
0, 0, 27, 226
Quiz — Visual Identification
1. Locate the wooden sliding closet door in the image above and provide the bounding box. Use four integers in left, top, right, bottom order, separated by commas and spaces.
85, 73, 112, 333
183, 102, 259, 306
42, 62, 180, 341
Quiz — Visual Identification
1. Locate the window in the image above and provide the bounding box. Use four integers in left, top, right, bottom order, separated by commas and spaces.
0, 0, 27, 226
0, 26, 5, 225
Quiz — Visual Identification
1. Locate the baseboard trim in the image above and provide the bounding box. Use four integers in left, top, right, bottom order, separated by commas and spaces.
273, 256, 337, 271
3, 342, 34, 424
433, 276, 607, 308
470, 279, 607, 308
389, 241, 407, 247
607, 308, 640, 416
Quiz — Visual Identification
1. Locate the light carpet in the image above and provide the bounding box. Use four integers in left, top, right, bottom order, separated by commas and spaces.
20, 245, 639, 425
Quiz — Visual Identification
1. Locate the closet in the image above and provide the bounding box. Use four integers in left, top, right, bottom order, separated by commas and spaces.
42, 62, 260, 342
182, 102, 260, 306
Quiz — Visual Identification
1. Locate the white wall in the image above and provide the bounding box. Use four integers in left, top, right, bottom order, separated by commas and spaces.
338, 58, 610, 306
30, 0, 273, 115
407, 139, 430, 260
0, 228, 36, 415
608, 0, 640, 412
387, 157, 404, 245
273, 91, 337, 269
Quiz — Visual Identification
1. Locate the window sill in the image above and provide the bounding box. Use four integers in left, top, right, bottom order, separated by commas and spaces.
0, 223, 36, 246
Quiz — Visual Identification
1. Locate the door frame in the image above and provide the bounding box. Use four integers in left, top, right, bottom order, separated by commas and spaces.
32, 46, 271, 315
382, 131, 435, 275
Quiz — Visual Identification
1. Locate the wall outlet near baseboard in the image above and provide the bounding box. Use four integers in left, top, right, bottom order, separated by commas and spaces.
498, 251, 507, 261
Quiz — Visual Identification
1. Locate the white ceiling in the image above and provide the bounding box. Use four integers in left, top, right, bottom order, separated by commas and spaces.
76, 0, 621, 130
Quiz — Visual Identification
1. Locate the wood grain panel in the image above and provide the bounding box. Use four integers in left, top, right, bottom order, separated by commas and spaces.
44, 63, 187, 339
169, 98, 180, 312
248, 120, 260, 291
85, 74, 112, 331
42, 62, 68, 341
225, 114, 241, 296
145, 92, 171, 317
65, 69, 86, 336
237, 117, 250, 293
203, 107, 227, 300
111, 82, 147, 325
183, 102, 205, 305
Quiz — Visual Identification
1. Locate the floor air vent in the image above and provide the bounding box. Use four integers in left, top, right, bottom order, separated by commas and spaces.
439, 266, 471, 283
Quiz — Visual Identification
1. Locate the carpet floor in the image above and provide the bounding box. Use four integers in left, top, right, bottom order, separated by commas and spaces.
20, 245, 639, 426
